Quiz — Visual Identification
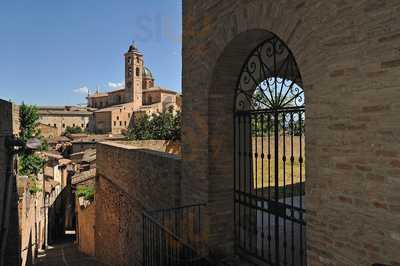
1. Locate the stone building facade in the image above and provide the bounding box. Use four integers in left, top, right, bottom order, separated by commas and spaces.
88, 43, 181, 134
38, 106, 94, 136
181, 0, 400, 265
38, 123, 59, 139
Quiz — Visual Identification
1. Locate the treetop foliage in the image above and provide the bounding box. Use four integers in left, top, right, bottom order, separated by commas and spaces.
126, 108, 181, 141
19, 103, 47, 179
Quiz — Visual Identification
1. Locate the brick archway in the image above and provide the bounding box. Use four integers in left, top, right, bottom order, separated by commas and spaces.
208, 29, 307, 260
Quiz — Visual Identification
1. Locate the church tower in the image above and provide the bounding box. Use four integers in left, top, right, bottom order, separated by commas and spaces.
124, 42, 143, 109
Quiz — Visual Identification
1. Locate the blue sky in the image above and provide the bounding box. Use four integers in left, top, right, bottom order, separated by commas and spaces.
0, 0, 182, 106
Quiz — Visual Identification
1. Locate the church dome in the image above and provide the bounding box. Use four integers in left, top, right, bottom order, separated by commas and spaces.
143, 67, 153, 79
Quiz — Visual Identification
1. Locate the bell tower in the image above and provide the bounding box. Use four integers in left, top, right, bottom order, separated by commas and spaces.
124, 42, 143, 109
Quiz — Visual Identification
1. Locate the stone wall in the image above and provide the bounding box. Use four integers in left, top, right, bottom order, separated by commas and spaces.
76, 199, 95, 256
95, 142, 181, 266
182, 0, 400, 265
94, 111, 111, 134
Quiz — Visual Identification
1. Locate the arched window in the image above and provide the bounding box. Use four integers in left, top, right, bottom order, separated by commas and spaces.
136, 67, 140, 76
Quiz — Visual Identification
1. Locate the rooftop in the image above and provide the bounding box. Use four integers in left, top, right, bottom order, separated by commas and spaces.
38, 106, 93, 116
72, 168, 96, 185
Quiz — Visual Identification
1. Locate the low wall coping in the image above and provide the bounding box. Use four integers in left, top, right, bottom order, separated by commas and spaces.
98, 141, 181, 160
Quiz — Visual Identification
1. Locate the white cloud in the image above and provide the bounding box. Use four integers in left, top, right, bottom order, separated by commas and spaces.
108, 82, 124, 89
73, 86, 90, 95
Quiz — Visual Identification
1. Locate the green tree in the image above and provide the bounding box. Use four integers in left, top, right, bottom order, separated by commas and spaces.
20, 103, 40, 142
18, 103, 46, 192
126, 108, 181, 141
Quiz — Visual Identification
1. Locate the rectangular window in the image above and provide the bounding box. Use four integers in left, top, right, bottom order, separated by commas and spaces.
54, 124, 57, 128
124, 121, 127, 126
81, 124, 84, 128
120, 121, 122, 126
62, 124, 65, 128
114, 121, 116, 126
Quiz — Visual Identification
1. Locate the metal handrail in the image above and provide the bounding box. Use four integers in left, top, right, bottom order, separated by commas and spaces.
143, 211, 200, 253
142, 204, 212, 266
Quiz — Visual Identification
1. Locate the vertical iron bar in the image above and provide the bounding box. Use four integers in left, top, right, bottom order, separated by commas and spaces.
283, 112, 287, 266
274, 111, 280, 265
238, 114, 242, 249
248, 114, 253, 253
299, 110, 304, 266
234, 113, 237, 253
261, 113, 265, 259
243, 114, 248, 250
267, 113, 272, 262
291, 112, 295, 266
254, 113, 258, 255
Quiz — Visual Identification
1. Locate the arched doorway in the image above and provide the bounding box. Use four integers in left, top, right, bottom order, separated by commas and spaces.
234, 34, 306, 265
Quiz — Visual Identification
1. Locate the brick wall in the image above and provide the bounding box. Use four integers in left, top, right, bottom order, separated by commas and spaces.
95, 142, 181, 266
182, 0, 400, 265
76, 199, 95, 256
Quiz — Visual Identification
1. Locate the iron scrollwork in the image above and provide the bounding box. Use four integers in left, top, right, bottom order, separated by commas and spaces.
235, 36, 304, 112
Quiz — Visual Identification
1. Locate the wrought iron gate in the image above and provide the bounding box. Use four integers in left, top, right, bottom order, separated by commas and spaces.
234, 35, 306, 265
